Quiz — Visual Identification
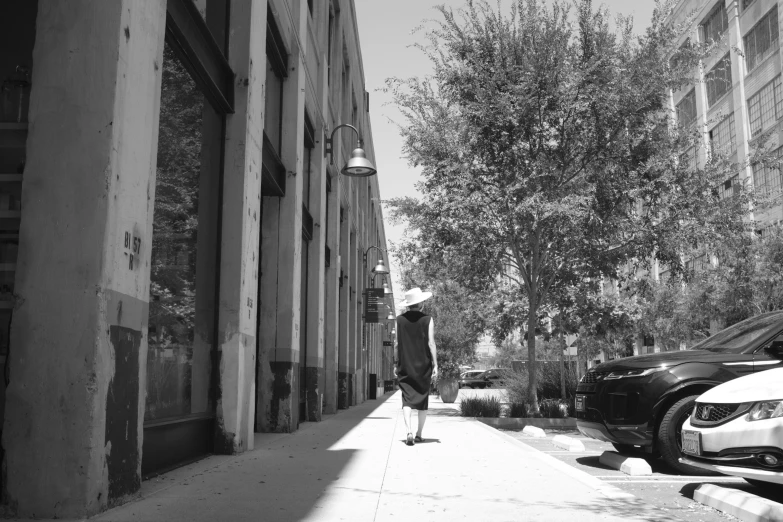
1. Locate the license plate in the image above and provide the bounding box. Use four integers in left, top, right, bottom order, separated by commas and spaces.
682, 430, 702, 456
575, 395, 585, 412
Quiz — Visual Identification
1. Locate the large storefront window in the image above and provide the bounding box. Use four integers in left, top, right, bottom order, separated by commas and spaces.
147, 42, 219, 421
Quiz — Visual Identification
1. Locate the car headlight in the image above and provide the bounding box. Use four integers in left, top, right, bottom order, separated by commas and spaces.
747, 400, 783, 421
604, 367, 668, 380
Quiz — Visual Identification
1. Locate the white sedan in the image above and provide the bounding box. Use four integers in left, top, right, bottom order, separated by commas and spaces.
680, 367, 783, 489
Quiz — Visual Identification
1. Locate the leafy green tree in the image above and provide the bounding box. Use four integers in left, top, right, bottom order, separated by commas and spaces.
386, 0, 749, 410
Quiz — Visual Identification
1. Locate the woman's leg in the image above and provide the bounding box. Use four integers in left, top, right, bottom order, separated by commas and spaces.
402, 406, 413, 435
416, 410, 427, 437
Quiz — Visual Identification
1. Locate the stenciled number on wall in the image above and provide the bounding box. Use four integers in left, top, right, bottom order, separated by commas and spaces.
124, 231, 142, 270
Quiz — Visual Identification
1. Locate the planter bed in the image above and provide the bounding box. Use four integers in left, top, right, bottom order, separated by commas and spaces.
474, 417, 576, 430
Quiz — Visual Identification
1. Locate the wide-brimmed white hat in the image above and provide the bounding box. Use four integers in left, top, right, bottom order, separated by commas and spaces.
400, 287, 432, 307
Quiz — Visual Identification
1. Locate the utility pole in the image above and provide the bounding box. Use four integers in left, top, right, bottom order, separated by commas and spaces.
559, 313, 566, 399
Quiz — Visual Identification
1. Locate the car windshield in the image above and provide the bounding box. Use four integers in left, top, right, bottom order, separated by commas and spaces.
462, 371, 482, 379
689, 311, 783, 353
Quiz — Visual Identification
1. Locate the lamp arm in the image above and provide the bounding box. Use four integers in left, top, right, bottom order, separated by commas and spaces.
330, 123, 361, 147
363, 244, 387, 263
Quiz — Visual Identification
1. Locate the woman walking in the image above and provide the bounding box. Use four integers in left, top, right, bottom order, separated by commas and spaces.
394, 287, 438, 446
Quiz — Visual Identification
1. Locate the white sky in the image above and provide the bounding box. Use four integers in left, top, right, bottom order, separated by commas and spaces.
354, 0, 658, 299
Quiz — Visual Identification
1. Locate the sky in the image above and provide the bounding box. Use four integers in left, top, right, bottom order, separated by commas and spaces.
354, 0, 659, 300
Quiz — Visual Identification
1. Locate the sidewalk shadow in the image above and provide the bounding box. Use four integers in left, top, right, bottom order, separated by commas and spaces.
399, 438, 442, 445
95, 393, 401, 522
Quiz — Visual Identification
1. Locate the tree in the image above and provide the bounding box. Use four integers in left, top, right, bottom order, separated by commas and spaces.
386, 0, 750, 411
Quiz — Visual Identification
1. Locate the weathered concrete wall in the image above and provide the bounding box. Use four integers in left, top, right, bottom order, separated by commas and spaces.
257, 0, 307, 433
2, 0, 165, 516
213, 0, 266, 455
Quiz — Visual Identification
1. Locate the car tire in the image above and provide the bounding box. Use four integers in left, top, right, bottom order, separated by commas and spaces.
657, 394, 718, 475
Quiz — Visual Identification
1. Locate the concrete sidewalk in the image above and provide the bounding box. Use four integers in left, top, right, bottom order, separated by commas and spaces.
76, 392, 681, 521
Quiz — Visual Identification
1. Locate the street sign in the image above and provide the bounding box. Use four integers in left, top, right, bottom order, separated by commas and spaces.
364, 288, 385, 323
383, 341, 392, 346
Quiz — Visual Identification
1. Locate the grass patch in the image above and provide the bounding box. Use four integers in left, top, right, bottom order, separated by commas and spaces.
459, 396, 501, 417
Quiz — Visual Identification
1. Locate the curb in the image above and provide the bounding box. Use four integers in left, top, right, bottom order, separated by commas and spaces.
552, 434, 585, 452
471, 419, 636, 501
599, 451, 653, 476
694, 484, 783, 522
475, 417, 577, 430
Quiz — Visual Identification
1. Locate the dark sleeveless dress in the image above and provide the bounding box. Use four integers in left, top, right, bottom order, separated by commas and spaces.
397, 311, 433, 410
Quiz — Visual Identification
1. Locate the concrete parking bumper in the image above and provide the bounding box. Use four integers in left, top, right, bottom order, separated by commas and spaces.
599, 450, 653, 476
694, 484, 783, 522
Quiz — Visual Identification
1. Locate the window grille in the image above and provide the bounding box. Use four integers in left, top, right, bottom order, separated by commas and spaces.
752, 147, 783, 193
706, 54, 732, 107
748, 75, 782, 137
709, 114, 736, 154
676, 89, 697, 127
719, 174, 740, 200
701, 2, 728, 43
680, 146, 698, 171
744, 6, 779, 71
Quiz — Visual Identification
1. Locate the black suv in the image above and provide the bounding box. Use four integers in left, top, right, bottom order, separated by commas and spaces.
576, 311, 783, 473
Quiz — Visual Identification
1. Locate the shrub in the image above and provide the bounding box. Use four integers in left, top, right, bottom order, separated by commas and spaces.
459, 396, 501, 417
508, 402, 530, 418
539, 398, 572, 418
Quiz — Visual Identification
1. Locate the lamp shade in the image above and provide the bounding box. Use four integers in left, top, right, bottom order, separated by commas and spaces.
382, 282, 393, 295
386, 311, 395, 320
372, 259, 390, 275
342, 147, 377, 177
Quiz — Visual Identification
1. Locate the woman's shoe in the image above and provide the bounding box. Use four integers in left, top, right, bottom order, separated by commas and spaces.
414, 435, 423, 443
406, 433, 414, 446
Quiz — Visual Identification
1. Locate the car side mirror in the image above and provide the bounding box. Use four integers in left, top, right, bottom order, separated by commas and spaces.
765, 340, 783, 358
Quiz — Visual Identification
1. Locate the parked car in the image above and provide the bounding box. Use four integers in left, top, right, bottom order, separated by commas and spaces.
680, 367, 783, 489
482, 368, 512, 388
575, 311, 783, 473
459, 370, 487, 389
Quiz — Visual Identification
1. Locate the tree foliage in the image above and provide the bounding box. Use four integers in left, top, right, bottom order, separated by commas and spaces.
386, 0, 750, 409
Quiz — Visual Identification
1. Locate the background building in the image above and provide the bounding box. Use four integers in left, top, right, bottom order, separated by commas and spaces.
0, 0, 394, 517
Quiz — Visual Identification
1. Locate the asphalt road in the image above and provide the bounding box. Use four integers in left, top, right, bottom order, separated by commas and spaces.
501, 428, 783, 522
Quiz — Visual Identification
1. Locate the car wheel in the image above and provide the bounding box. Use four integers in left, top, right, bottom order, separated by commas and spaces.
657, 395, 718, 475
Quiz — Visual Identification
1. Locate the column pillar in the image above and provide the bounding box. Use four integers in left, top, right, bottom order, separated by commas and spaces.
337, 202, 351, 409
323, 167, 340, 413
213, 0, 265, 452
305, 120, 326, 422
1, 1, 166, 517
258, 1, 307, 432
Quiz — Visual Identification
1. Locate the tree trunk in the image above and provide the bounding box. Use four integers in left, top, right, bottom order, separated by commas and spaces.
526, 303, 539, 413
560, 333, 566, 400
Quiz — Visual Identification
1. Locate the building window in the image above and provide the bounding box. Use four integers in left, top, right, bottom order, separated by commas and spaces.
327, 2, 335, 86
709, 113, 736, 154
265, 7, 288, 157
701, 1, 728, 43
747, 75, 782, 137
744, 6, 779, 71
743, 0, 756, 9
303, 113, 315, 212
719, 174, 740, 199
705, 54, 732, 107
681, 146, 697, 171
676, 89, 697, 127
752, 147, 783, 193
147, 41, 224, 424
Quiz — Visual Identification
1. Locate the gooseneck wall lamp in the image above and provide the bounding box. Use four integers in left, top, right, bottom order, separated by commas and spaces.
363, 245, 390, 280
324, 124, 377, 178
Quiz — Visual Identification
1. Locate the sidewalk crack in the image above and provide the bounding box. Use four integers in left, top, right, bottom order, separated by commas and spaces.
373, 406, 399, 521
